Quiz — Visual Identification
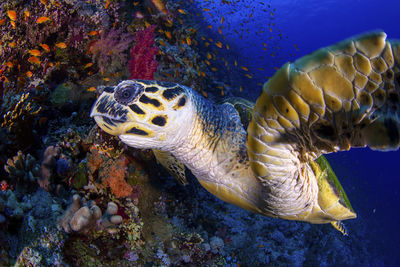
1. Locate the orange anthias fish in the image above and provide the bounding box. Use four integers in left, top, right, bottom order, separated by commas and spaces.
164, 31, 172, 40
40, 43, 50, 52
84, 62, 93, 69
28, 49, 41, 56
88, 30, 99, 36
55, 42, 67, 49
149, 0, 168, 15
28, 56, 41, 64
7, 10, 17, 21
215, 41, 223, 48
0, 19, 5, 26
36, 16, 50, 24
105, 0, 111, 9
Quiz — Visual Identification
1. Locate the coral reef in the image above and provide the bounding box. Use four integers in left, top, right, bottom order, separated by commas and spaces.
0, 0, 125, 91
0, 189, 68, 266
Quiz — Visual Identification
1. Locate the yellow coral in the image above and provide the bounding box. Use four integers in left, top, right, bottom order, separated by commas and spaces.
1, 93, 41, 132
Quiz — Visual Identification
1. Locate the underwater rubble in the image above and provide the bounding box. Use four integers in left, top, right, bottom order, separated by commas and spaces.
0, 0, 386, 266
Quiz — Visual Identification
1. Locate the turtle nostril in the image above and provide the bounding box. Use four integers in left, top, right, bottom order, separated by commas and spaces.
114, 80, 144, 105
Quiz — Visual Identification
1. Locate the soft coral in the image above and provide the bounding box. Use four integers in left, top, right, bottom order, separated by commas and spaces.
89, 28, 134, 74
128, 25, 159, 79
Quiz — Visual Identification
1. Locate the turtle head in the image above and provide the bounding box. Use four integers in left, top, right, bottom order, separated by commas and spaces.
90, 80, 194, 150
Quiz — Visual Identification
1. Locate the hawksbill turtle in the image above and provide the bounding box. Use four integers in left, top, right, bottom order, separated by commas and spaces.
90, 32, 400, 235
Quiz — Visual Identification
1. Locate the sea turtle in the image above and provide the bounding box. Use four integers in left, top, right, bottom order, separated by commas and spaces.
90, 32, 400, 234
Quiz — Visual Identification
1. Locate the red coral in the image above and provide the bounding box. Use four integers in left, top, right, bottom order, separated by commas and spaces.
128, 26, 159, 79
100, 155, 132, 198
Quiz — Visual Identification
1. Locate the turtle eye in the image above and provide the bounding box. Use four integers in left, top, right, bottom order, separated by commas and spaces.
114, 82, 144, 105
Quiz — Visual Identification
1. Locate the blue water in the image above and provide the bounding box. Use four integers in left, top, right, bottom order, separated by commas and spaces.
194, 0, 400, 265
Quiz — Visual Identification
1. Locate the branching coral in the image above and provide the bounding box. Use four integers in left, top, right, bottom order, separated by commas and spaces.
4, 150, 40, 191
0, 91, 44, 155
1, 93, 41, 146
128, 25, 159, 79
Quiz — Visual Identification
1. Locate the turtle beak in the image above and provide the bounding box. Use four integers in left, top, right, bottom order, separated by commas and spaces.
91, 115, 121, 136
90, 92, 130, 136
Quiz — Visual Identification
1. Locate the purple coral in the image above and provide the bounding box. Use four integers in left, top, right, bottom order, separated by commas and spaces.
56, 157, 70, 177
88, 28, 134, 74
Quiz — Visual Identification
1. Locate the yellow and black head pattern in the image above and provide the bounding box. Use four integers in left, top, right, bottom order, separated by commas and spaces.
90, 80, 193, 149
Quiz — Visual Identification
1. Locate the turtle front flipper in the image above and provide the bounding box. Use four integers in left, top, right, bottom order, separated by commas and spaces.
248, 31, 399, 224
153, 149, 188, 185
222, 97, 255, 130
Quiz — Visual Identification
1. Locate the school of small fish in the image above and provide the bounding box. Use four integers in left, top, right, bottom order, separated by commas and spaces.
1, 0, 297, 100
